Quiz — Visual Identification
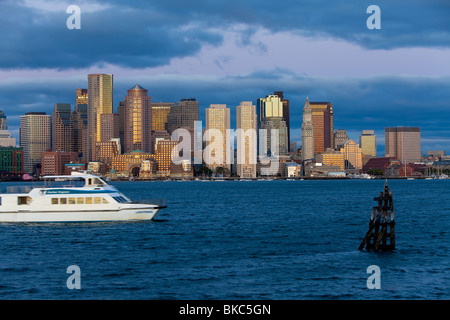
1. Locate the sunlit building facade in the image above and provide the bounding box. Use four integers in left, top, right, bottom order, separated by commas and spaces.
205, 104, 231, 172
310, 101, 333, 155
236, 101, 257, 178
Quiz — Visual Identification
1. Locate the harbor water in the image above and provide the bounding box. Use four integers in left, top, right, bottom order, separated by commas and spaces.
0, 179, 448, 299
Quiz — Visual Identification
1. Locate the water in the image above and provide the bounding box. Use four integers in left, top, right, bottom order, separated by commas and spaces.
0, 179, 448, 299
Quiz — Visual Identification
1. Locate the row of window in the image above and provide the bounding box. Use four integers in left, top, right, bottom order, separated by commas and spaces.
51, 197, 109, 205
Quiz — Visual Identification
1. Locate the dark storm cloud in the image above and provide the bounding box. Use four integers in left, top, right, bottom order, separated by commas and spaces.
0, 1, 449, 70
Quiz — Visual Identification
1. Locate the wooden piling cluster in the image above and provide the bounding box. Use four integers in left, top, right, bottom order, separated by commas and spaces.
358, 180, 395, 251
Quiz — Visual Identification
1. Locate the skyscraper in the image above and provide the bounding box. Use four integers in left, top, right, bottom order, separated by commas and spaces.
76, 89, 88, 106
301, 98, 314, 162
52, 103, 73, 152
167, 98, 199, 134
274, 91, 290, 152
334, 129, 349, 149
151, 102, 172, 132
205, 104, 231, 172
72, 103, 88, 161
310, 101, 334, 155
340, 140, 362, 172
0, 110, 8, 130
257, 95, 288, 156
87, 74, 113, 161
236, 101, 257, 179
0, 110, 16, 147
124, 84, 151, 153
360, 130, 377, 157
385, 127, 421, 163
20, 112, 51, 173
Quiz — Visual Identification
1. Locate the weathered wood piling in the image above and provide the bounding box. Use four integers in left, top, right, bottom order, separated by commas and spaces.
358, 180, 395, 251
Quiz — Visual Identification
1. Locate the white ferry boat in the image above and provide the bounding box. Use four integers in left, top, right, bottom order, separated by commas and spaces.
0, 172, 166, 223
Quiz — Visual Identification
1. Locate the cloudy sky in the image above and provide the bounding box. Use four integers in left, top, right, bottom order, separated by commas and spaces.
0, 0, 449, 154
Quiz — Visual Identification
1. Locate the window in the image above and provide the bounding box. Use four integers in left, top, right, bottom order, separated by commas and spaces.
60, 198, 67, 204
51, 198, 58, 205
102, 198, 109, 204
68, 198, 75, 204
85, 197, 92, 204
77, 198, 84, 204
94, 197, 101, 204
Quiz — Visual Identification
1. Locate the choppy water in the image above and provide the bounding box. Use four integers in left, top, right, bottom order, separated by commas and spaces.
0, 179, 448, 299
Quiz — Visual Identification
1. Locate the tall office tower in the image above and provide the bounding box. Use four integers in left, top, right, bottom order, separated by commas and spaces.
257, 95, 288, 156
100, 113, 120, 142
340, 139, 362, 171
301, 98, 314, 162
52, 103, 73, 152
274, 91, 290, 151
72, 103, 88, 161
167, 98, 199, 133
20, 112, 51, 173
151, 102, 173, 132
385, 127, 421, 163
205, 104, 231, 172
76, 89, 88, 106
360, 130, 377, 157
334, 129, 349, 149
117, 101, 125, 153
236, 101, 257, 178
123, 84, 151, 153
87, 73, 113, 161
0, 110, 8, 130
309, 101, 333, 155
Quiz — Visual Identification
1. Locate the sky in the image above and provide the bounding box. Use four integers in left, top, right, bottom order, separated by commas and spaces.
0, 0, 449, 155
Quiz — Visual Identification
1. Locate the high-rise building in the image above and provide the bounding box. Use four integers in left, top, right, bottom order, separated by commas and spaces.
167, 98, 199, 134
72, 103, 88, 161
301, 98, 314, 162
76, 89, 88, 106
41, 151, 78, 175
274, 91, 290, 151
310, 101, 333, 155
124, 84, 151, 153
20, 112, 51, 173
0, 146, 23, 178
100, 113, 120, 142
334, 129, 349, 149
151, 102, 172, 132
205, 104, 231, 172
340, 139, 362, 172
360, 130, 377, 157
87, 74, 113, 161
236, 101, 257, 179
0, 110, 8, 130
385, 127, 421, 163
52, 103, 73, 152
257, 95, 288, 156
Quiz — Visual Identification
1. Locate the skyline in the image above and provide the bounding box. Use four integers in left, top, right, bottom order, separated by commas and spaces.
0, 1, 449, 154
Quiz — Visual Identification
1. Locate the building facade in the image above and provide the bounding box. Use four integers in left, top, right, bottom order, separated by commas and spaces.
301, 98, 314, 162
310, 101, 334, 155
340, 139, 363, 172
20, 112, 52, 174
360, 129, 377, 157
385, 127, 421, 164
205, 104, 231, 172
87, 74, 114, 161
0, 146, 23, 178
52, 103, 73, 152
236, 101, 257, 178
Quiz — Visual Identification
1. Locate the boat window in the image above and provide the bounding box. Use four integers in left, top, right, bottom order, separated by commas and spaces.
51, 198, 58, 205
68, 198, 75, 204
94, 197, 101, 204
85, 197, 92, 204
102, 198, 109, 204
18, 197, 29, 205
60, 198, 67, 204
77, 198, 84, 204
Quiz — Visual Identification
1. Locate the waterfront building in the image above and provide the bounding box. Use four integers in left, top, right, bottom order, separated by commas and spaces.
310, 101, 333, 155
0, 146, 23, 178
339, 139, 363, 172
301, 98, 314, 162
87, 73, 114, 161
124, 84, 151, 154
385, 127, 421, 164
205, 104, 231, 172
20, 112, 51, 174
360, 130, 377, 157
315, 148, 344, 171
52, 103, 73, 153
236, 101, 257, 178
41, 151, 78, 176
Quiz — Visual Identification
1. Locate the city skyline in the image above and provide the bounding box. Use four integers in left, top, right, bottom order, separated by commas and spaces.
0, 1, 449, 154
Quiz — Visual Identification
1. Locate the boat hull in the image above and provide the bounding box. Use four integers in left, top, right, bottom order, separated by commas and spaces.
0, 207, 162, 223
